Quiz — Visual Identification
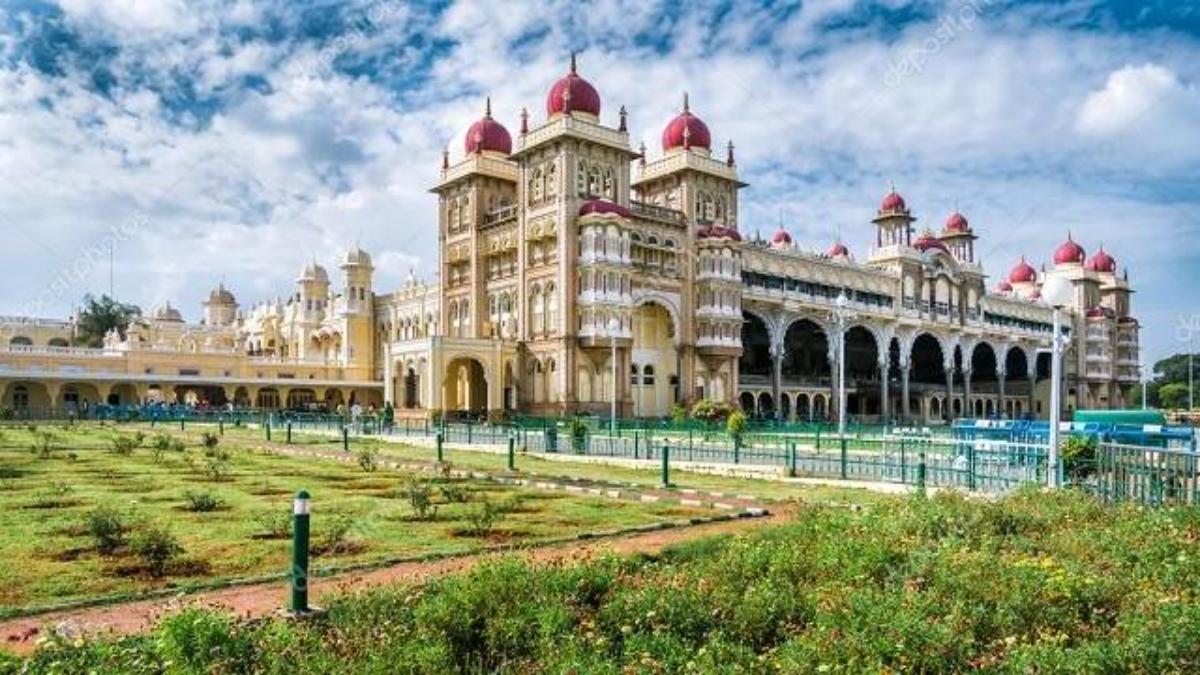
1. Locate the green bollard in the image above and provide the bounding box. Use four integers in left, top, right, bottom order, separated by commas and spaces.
219, 418, 224, 436
633, 430, 639, 460
290, 490, 311, 613
266, 421, 272, 442
436, 431, 444, 463
287, 422, 293, 445
787, 441, 797, 478
180, 418, 185, 431
840, 436, 848, 479
734, 436, 741, 464
342, 427, 349, 452
507, 433, 516, 472
917, 451, 927, 491
661, 443, 671, 488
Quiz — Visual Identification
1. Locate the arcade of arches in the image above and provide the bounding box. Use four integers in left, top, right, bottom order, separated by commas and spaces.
738, 311, 1052, 423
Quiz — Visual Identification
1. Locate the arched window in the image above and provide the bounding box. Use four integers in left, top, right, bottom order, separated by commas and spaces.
530, 285, 544, 335
630, 364, 640, 386
643, 365, 655, 386
9, 336, 32, 346
545, 283, 558, 332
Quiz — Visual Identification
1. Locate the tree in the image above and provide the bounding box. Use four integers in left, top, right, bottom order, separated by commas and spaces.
74, 294, 141, 347
1158, 383, 1191, 410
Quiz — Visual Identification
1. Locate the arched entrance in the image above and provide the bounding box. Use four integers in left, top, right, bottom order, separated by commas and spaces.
631, 302, 677, 417
403, 366, 419, 408
970, 342, 998, 420
739, 391, 756, 414
844, 326, 879, 418
444, 357, 487, 416
782, 318, 830, 386
910, 333, 946, 422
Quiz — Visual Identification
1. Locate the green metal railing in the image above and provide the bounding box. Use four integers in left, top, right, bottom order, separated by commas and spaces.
1075, 443, 1200, 507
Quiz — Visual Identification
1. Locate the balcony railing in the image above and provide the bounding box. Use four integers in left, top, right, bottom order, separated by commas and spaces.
629, 200, 686, 225
483, 204, 517, 226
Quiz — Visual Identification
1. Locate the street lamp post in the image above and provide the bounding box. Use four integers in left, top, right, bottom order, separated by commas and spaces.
833, 291, 855, 438
1041, 273, 1073, 489
609, 315, 620, 436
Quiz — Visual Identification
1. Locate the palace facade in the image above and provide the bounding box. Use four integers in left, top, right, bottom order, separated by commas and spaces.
0, 57, 1141, 423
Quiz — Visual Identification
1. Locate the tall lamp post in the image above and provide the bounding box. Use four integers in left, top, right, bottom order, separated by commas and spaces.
1041, 273, 1073, 488
609, 314, 620, 436
832, 291, 856, 438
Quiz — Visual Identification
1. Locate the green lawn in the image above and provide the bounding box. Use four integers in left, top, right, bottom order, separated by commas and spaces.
0, 423, 709, 612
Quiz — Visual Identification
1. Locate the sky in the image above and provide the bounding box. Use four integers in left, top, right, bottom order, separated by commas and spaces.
0, 0, 1198, 365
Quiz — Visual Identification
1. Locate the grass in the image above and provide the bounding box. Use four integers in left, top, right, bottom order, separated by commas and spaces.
9, 488, 1199, 673
0, 423, 711, 612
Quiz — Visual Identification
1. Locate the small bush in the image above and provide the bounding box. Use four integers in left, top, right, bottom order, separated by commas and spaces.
131, 524, 183, 576
255, 511, 292, 539
183, 490, 224, 513
31, 430, 56, 459
110, 435, 138, 456
201, 432, 220, 451
32, 481, 74, 508
464, 499, 502, 536
318, 515, 356, 555
439, 482, 471, 504
404, 479, 438, 521
203, 457, 231, 482
86, 507, 129, 554
357, 446, 379, 472
726, 410, 748, 440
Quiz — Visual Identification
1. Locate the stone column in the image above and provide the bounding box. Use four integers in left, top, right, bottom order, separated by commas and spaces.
944, 359, 955, 422
900, 362, 911, 422
770, 343, 783, 421
962, 367, 972, 419
383, 344, 395, 406
996, 366, 1006, 419
1028, 373, 1037, 417
878, 358, 890, 423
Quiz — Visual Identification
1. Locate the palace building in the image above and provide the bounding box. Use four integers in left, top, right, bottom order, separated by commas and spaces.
0, 57, 1140, 423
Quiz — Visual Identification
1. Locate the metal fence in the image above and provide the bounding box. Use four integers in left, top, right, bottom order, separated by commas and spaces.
1073, 443, 1200, 507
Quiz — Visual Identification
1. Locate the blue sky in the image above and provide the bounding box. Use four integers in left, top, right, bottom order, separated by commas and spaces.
0, 0, 1198, 364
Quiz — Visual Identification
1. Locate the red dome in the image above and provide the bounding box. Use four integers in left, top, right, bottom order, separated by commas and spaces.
879, 190, 907, 213
944, 211, 969, 233
913, 230, 948, 253
463, 100, 511, 155
578, 199, 630, 218
1085, 247, 1116, 273
1053, 235, 1086, 265
1008, 257, 1037, 284
546, 55, 601, 118
662, 93, 711, 150
828, 240, 849, 257
996, 280, 1013, 292
770, 226, 792, 246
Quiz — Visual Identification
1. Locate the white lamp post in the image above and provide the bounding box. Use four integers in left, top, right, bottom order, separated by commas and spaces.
833, 291, 855, 438
1040, 273, 1073, 488
608, 314, 620, 436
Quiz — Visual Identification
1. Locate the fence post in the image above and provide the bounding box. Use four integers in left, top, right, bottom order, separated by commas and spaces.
966, 442, 976, 491
900, 436, 907, 484
436, 431, 444, 463
342, 427, 349, 452
507, 432, 516, 472
467, 420, 473, 445
840, 436, 848, 479
917, 450, 927, 491
661, 443, 671, 487
218, 418, 224, 436
734, 435, 741, 465
633, 430, 639, 460
266, 419, 272, 442
816, 429, 822, 451
287, 422, 293, 445
180, 417, 186, 431
290, 490, 311, 613
787, 441, 796, 478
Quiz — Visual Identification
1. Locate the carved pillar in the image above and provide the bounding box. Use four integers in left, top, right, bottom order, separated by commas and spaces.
962, 367, 972, 420
944, 358, 955, 422
770, 343, 783, 421
1028, 373, 1036, 417
878, 358, 890, 423
997, 366, 1006, 419
900, 362, 911, 422
383, 344, 395, 405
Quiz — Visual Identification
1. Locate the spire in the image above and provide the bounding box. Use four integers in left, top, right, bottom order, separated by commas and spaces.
484, 96, 492, 118
682, 91, 690, 113
569, 51, 577, 74
638, 141, 646, 166
520, 106, 529, 134
441, 147, 449, 170
618, 104, 627, 132
726, 140, 735, 167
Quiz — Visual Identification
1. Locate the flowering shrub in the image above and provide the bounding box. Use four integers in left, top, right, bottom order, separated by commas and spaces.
14, 488, 1200, 672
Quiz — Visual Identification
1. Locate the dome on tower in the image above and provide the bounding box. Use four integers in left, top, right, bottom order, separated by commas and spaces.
207, 284, 236, 305
944, 211, 969, 233
661, 93, 711, 151
1008, 257, 1037, 284
995, 280, 1013, 293
879, 189, 907, 214
578, 198, 631, 218
1085, 246, 1116, 273
153, 301, 183, 322
913, 229, 948, 253
770, 226, 792, 248
463, 99, 512, 155
299, 261, 329, 284
546, 54, 601, 118
1053, 234, 1086, 265
343, 246, 373, 268
827, 240, 850, 258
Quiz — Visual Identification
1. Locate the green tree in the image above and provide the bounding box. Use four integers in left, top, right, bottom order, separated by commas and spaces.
74, 294, 142, 347
1158, 382, 1191, 410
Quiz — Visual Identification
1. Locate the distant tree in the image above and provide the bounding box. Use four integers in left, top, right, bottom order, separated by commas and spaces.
1158, 383, 1191, 410
1151, 354, 1197, 386
74, 294, 141, 347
